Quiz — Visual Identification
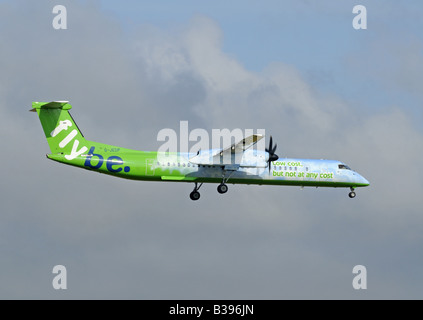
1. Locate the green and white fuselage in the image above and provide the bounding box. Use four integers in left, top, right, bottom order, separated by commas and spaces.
32, 101, 369, 200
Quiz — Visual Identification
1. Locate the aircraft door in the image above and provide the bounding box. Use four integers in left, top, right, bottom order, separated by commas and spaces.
145, 159, 155, 176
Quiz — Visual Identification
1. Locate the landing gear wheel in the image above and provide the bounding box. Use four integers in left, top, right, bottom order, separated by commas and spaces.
189, 182, 203, 201
190, 191, 200, 201
217, 183, 228, 194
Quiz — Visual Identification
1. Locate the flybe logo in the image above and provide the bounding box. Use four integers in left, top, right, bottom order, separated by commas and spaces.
51, 120, 131, 173
51, 120, 88, 160
84, 147, 131, 173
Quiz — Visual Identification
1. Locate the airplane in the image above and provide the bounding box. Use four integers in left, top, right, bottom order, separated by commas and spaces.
31, 101, 369, 200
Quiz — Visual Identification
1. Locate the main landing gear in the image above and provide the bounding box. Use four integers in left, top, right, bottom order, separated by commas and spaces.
217, 183, 228, 194
189, 182, 229, 200
189, 169, 235, 200
190, 182, 203, 201
349, 187, 356, 199
217, 168, 235, 195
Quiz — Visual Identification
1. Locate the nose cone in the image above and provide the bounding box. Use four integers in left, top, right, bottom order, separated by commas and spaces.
357, 174, 370, 187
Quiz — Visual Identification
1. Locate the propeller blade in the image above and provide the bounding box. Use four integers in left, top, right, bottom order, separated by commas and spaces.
266, 135, 278, 173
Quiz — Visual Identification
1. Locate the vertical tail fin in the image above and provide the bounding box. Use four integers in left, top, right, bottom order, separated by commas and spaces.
31, 101, 88, 159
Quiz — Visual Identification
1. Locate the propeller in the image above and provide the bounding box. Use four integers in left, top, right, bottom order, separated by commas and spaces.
265, 135, 279, 173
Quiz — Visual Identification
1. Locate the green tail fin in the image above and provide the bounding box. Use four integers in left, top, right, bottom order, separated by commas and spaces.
31, 101, 88, 159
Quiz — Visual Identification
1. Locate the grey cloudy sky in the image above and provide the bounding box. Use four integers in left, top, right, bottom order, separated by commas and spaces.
1, 0, 422, 299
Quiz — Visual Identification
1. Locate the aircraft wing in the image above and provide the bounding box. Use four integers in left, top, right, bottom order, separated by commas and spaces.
189, 134, 264, 166
219, 134, 264, 154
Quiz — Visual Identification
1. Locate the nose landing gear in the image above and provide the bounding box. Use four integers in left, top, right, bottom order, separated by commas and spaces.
349, 187, 356, 198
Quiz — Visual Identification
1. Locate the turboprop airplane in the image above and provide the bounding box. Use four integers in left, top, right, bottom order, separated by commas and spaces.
31, 101, 369, 200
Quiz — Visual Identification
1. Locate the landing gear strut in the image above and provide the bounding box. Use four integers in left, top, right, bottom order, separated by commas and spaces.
217, 168, 235, 195
349, 187, 356, 199
190, 182, 203, 201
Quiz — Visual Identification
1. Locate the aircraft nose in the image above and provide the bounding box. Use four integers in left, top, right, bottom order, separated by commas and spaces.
358, 174, 370, 187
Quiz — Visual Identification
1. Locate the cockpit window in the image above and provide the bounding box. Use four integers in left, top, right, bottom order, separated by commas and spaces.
338, 164, 352, 170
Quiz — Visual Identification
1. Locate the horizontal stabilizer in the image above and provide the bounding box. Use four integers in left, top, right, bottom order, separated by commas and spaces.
30, 101, 71, 112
